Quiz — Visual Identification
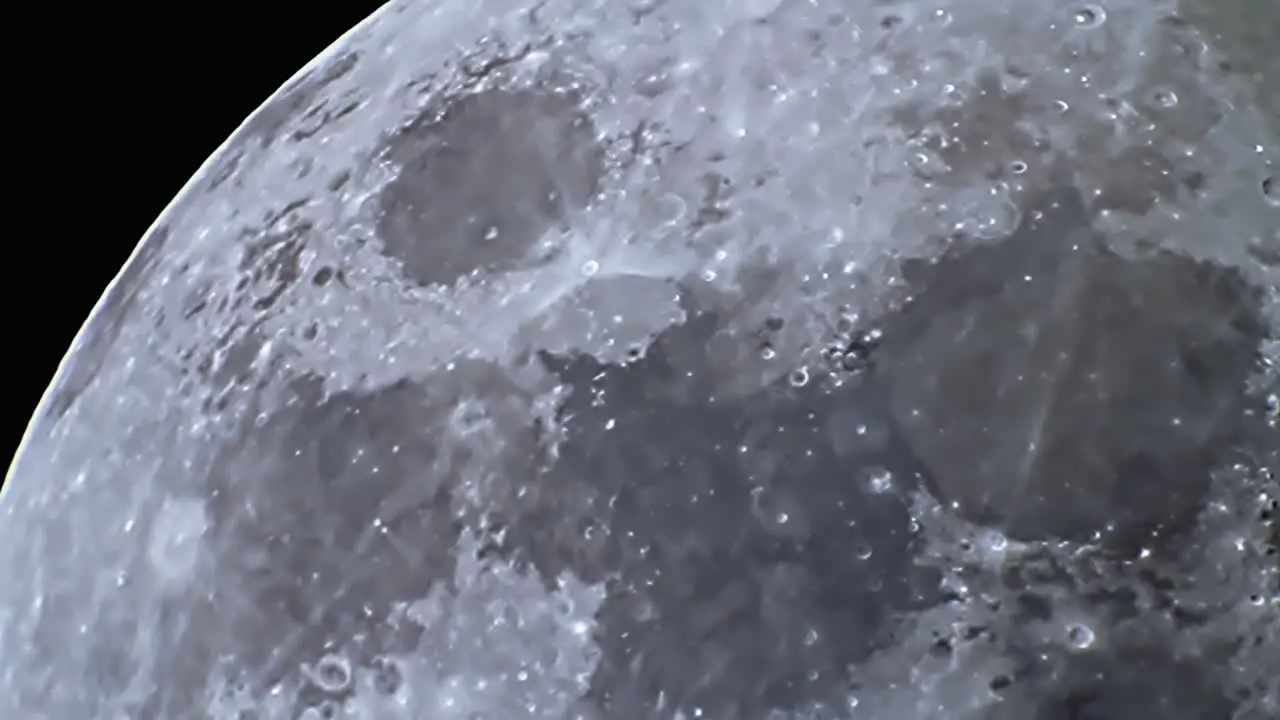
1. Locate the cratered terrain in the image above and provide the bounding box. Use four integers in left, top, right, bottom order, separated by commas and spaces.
2, 0, 1278, 719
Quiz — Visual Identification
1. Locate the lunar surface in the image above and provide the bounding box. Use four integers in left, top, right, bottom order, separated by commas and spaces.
2, 0, 1278, 718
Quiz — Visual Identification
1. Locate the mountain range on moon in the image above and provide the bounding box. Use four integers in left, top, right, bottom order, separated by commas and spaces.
2, 0, 1278, 719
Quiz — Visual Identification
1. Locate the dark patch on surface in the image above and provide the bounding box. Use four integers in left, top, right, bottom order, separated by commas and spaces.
197, 377, 465, 694
1030, 648, 1233, 719
290, 87, 366, 142
490, 315, 941, 718
239, 223, 308, 312
1091, 146, 1178, 214
231, 198, 316, 316
311, 266, 334, 286
206, 146, 244, 192
375, 89, 604, 287
875, 185, 1266, 555
690, 171, 734, 230
45, 224, 170, 422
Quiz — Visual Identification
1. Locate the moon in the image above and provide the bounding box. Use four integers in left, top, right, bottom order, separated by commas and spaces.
3, 0, 1278, 718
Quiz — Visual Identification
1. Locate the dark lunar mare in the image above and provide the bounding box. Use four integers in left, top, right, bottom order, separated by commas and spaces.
188, 365, 542, 717
38, 203, 1265, 720
525, 332, 940, 718
876, 183, 1267, 556
1030, 648, 1236, 719
101, 182, 1268, 719
875, 184, 1265, 719
506, 183, 1269, 718
876, 184, 1268, 719
185, 187, 1266, 720
376, 89, 604, 288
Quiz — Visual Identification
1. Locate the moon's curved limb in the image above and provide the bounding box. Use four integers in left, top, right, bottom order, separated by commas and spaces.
2, 0, 1278, 718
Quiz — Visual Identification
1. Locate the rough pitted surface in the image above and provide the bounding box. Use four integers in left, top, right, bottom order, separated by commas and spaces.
2, 0, 1278, 719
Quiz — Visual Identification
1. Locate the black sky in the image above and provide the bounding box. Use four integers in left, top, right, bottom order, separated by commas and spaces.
7, 2, 387, 466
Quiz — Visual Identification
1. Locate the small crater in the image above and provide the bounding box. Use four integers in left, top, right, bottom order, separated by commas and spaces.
327, 170, 351, 192
311, 266, 335, 287
307, 654, 352, 693
1065, 622, 1096, 649
1145, 86, 1180, 110
788, 367, 811, 387
367, 655, 402, 695
1072, 4, 1107, 28
375, 89, 604, 287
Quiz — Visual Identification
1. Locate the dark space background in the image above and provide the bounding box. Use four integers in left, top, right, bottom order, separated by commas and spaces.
6, 2, 387, 468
